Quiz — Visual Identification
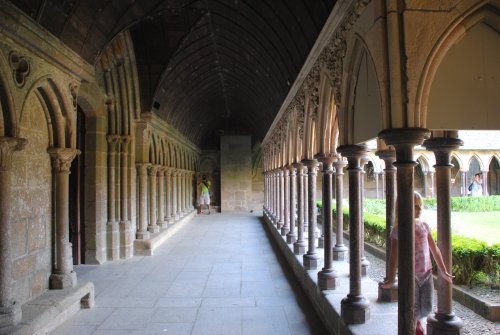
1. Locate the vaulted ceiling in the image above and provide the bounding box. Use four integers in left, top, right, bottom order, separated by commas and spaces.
13, 0, 335, 149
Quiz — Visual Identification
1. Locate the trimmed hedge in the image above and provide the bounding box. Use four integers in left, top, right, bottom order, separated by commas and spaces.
316, 199, 500, 286
423, 195, 500, 212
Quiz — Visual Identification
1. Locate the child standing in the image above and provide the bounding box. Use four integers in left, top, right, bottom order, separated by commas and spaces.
380, 191, 454, 333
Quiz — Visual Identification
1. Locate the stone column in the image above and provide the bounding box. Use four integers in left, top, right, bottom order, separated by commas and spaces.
482, 171, 489, 196
430, 171, 435, 198
281, 167, 290, 236
337, 144, 370, 324
136, 163, 151, 239
303, 159, 319, 270
47, 147, 80, 289
106, 135, 120, 260
157, 167, 167, 228
287, 165, 297, 244
375, 172, 380, 199
379, 128, 428, 334
278, 169, 285, 229
148, 165, 160, 233
317, 155, 338, 290
274, 170, 279, 224
333, 158, 348, 261
423, 171, 429, 198
165, 168, 173, 224
376, 148, 398, 302
360, 158, 369, 277
177, 170, 182, 218
119, 136, 132, 258
303, 166, 309, 231
460, 171, 467, 196
424, 136, 463, 335
172, 170, 178, 220
0, 137, 26, 327
293, 162, 307, 254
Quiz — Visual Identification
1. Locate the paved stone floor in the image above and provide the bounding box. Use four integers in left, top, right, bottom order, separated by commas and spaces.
51, 212, 327, 335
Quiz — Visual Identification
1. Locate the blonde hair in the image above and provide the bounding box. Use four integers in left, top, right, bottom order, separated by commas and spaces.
393, 191, 423, 229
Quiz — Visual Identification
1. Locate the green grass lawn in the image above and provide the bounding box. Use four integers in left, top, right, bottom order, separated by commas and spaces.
421, 210, 500, 245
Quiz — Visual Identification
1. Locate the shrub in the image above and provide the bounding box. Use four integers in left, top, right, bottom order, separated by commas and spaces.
424, 195, 500, 212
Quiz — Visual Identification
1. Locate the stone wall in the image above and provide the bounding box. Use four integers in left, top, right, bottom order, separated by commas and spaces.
220, 136, 252, 211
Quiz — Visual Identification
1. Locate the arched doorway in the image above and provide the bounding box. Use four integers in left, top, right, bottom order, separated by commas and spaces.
488, 157, 500, 195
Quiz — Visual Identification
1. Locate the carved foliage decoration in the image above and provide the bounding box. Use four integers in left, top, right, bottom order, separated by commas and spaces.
9, 51, 30, 87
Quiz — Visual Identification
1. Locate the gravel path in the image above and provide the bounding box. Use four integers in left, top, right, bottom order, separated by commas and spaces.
366, 251, 500, 334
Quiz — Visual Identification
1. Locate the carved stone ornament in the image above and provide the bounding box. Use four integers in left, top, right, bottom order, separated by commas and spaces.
9, 51, 30, 87
0, 137, 27, 170
47, 147, 80, 173
69, 83, 79, 111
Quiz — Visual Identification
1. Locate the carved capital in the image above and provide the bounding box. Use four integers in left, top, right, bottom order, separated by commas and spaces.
136, 163, 151, 176
0, 137, 27, 171
106, 134, 121, 152
148, 164, 161, 176
120, 135, 132, 153
47, 147, 80, 173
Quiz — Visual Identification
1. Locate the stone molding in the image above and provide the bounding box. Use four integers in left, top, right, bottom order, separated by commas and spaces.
0, 136, 27, 170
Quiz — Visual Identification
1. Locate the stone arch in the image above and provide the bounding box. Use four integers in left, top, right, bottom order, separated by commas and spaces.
488, 155, 500, 195
418, 3, 500, 129
303, 90, 318, 159
0, 51, 17, 137
317, 70, 337, 154
342, 36, 383, 145
149, 134, 158, 164
467, 154, 485, 172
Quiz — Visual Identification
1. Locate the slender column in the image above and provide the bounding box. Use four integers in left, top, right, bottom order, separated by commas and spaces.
317, 155, 338, 290
303, 159, 319, 270
177, 171, 183, 217
430, 171, 435, 198
337, 144, 370, 324
293, 163, 307, 254
0, 137, 26, 327
119, 136, 132, 258
423, 171, 429, 198
360, 158, 370, 276
303, 166, 309, 231
381, 173, 386, 200
274, 170, 279, 224
375, 172, 380, 199
287, 165, 297, 244
47, 147, 80, 289
333, 158, 348, 260
460, 171, 467, 196
106, 135, 120, 260
376, 149, 398, 302
165, 168, 173, 224
278, 169, 285, 229
264, 172, 268, 213
136, 163, 151, 239
281, 167, 290, 235
424, 136, 463, 335
482, 171, 489, 196
379, 128, 428, 334
172, 170, 179, 220
157, 168, 167, 228
148, 165, 160, 233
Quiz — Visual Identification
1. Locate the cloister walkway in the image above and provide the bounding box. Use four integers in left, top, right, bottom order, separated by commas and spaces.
51, 212, 326, 335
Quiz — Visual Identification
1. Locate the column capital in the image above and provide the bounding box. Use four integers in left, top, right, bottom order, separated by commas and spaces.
136, 163, 151, 176
120, 135, 133, 152
333, 157, 347, 173
47, 147, 80, 173
0, 136, 27, 170
148, 164, 161, 176
423, 137, 463, 166
316, 153, 336, 169
302, 158, 319, 170
375, 148, 396, 171
106, 134, 121, 152
378, 128, 429, 163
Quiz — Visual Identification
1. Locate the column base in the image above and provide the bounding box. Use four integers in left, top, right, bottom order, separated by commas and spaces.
333, 246, 348, 261
293, 240, 307, 255
50, 271, 77, 289
361, 263, 369, 277
158, 221, 168, 229
318, 236, 324, 248
286, 232, 297, 244
136, 231, 150, 240
107, 221, 120, 261
148, 225, 160, 233
303, 252, 320, 270
167, 217, 174, 225
341, 294, 370, 324
276, 220, 283, 229
0, 303, 22, 328
318, 269, 338, 290
378, 283, 398, 302
119, 221, 133, 259
427, 312, 463, 335
280, 227, 289, 236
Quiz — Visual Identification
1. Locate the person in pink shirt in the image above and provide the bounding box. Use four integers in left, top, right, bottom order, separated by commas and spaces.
380, 191, 454, 334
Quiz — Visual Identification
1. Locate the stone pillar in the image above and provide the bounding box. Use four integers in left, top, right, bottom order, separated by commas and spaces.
423, 171, 429, 198
333, 158, 348, 261
317, 155, 338, 290
278, 169, 285, 229
287, 165, 297, 244
119, 136, 132, 258
274, 170, 279, 225
460, 171, 467, 196
424, 136, 463, 335
360, 158, 369, 277
0, 137, 26, 327
148, 165, 160, 233
157, 167, 167, 228
337, 144, 370, 324
106, 135, 120, 260
430, 171, 435, 198
136, 163, 151, 239
165, 168, 173, 224
293, 162, 307, 254
379, 128, 428, 334
177, 170, 182, 218
281, 167, 290, 236
376, 149, 398, 302
375, 172, 380, 199
303, 166, 309, 231
482, 171, 489, 196
172, 170, 178, 220
303, 159, 319, 270
47, 147, 80, 289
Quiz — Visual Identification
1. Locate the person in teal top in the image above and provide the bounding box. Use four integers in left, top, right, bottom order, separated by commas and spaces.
198, 175, 211, 214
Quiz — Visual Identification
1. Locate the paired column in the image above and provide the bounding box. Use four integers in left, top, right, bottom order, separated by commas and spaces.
332, 158, 348, 260
303, 159, 319, 270
119, 136, 132, 258
48, 147, 80, 289
376, 148, 398, 302
106, 135, 120, 260
317, 154, 338, 290
360, 158, 369, 276
379, 128, 428, 334
148, 165, 160, 233
281, 167, 290, 235
0, 137, 26, 327
337, 144, 370, 324
293, 162, 307, 254
172, 170, 178, 220
136, 163, 151, 239
278, 169, 285, 229
165, 168, 173, 224
424, 135, 463, 335
157, 167, 168, 228
286, 165, 297, 244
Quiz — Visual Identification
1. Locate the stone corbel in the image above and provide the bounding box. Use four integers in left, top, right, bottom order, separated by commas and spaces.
47, 147, 80, 172
9, 51, 30, 88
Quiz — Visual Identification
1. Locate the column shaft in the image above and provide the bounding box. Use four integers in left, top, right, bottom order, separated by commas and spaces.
287, 165, 297, 244
303, 160, 319, 270
333, 158, 348, 260
293, 163, 306, 254
281, 168, 290, 235
136, 164, 150, 239
148, 166, 159, 233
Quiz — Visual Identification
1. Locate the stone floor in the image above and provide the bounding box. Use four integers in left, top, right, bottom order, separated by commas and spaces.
51, 212, 327, 335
